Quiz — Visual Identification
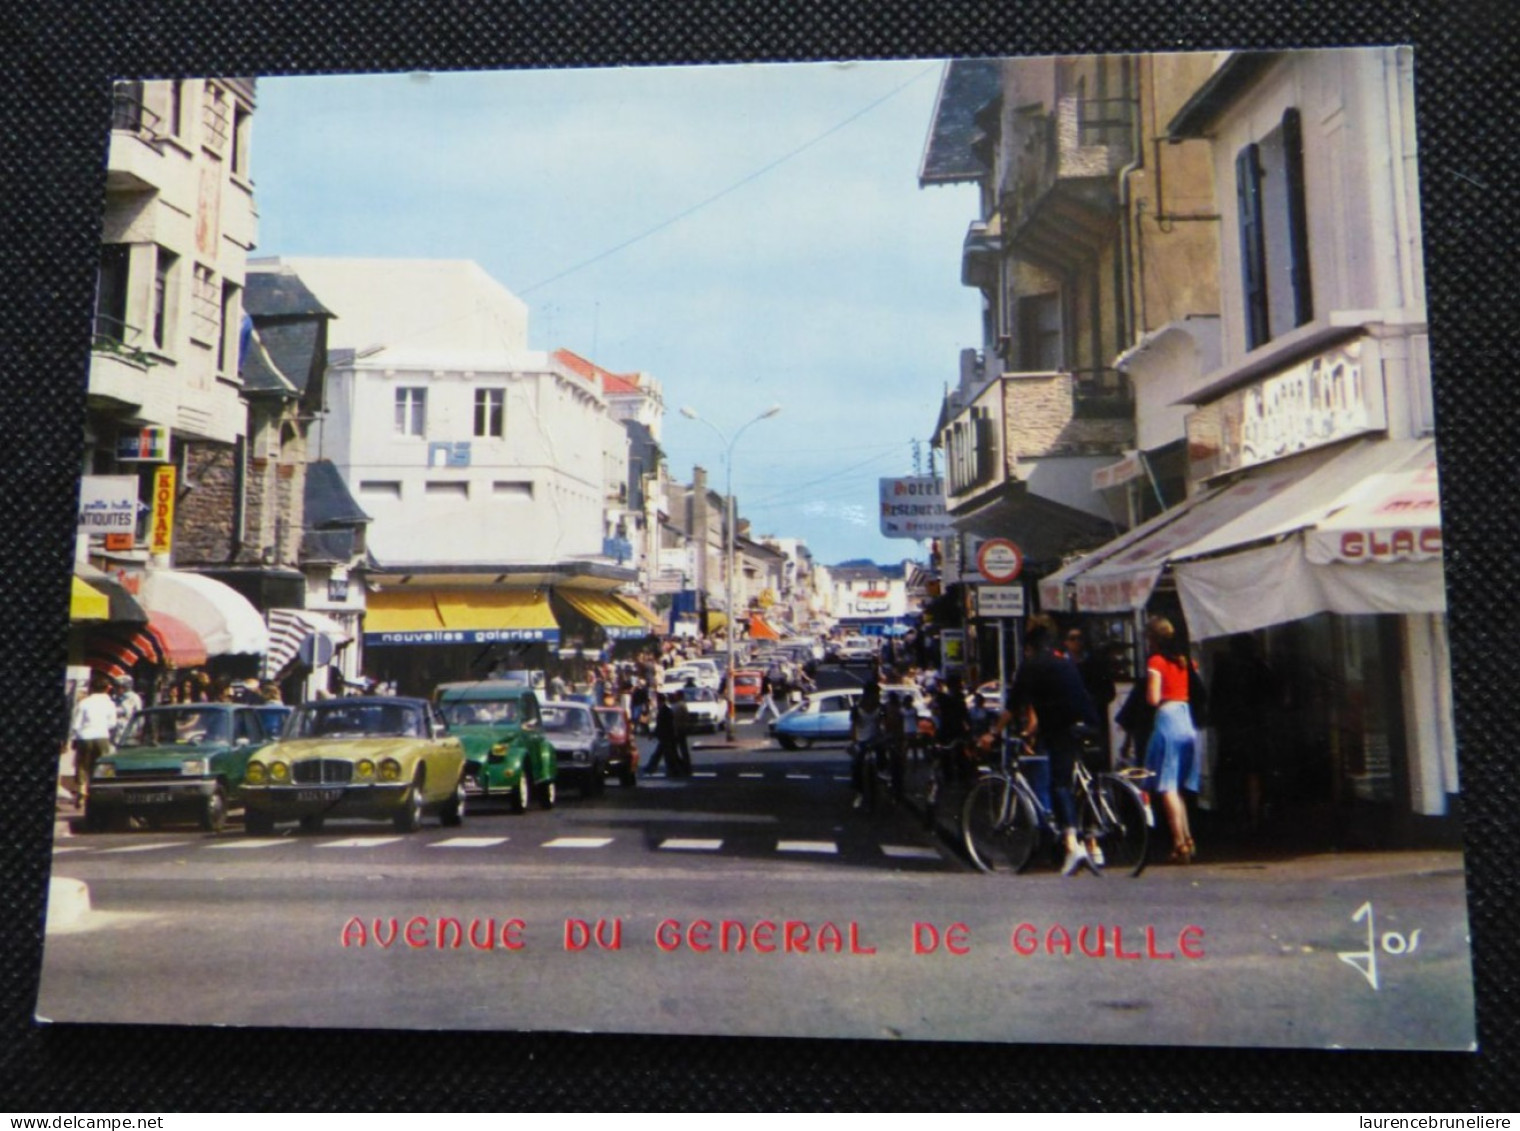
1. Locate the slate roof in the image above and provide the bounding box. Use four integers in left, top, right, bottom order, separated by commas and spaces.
918, 58, 1002, 187
304, 459, 370, 529
241, 268, 334, 399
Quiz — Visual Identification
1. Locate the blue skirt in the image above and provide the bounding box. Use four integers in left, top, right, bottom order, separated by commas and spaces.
1145, 701, 1200, 793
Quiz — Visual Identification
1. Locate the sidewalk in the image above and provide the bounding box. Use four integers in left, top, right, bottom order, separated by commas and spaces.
890, 748, 1467, 883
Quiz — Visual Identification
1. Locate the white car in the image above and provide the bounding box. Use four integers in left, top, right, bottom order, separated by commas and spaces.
677, 686, 730, 733
666, 661, 721, 691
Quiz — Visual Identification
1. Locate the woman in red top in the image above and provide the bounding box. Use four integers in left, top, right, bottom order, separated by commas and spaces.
1145, 616, 1200, 863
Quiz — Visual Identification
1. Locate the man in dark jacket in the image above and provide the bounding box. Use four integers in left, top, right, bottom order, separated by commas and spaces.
645, 693, 679, 777
986, 615, 1099, 876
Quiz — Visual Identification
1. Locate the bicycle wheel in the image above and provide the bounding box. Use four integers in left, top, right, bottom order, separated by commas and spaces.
961, 775, 1038, 874
1091, 775, 1150, 877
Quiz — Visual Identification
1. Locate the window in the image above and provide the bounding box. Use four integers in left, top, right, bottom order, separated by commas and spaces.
1237, 108, 1313, 350
110, 81, 147, 132
191, 264, 219, 344
395, 388, 427, 436
474, 388, 504, 437
425, 481, 469, 499
1016, 293, 1063, 370
231, 102, 252, 177
152, 248, 178, 349
359, 480, 402, 499
217, 280, 240, 373
167, 80, 185, 137
95, 244, 131, 344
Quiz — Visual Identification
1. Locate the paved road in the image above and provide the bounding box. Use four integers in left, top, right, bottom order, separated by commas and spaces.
38, 722, 1477, 1050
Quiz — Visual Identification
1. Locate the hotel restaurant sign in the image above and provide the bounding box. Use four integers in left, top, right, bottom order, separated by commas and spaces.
878, 476, 954, 540
1185, 339, 1385, 482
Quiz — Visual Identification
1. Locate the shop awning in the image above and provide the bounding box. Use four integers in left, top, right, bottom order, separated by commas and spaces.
706, 611, 728, 634
618, 595, 664, 630
75, 563, 147, 623
1174, 440, 1443, 640
365, 588, 559, 646
138, 570, 270, 657
70, 576, 110, 621
1038, 498, 1209, 612
264, 608, 352, 678
748, 614, 781, 641
556, 590, 654, 640
148, 611, 209, 668
84, 626, 162, 677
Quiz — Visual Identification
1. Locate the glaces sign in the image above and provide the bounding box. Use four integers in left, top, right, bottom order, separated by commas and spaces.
879, 477, 953, 540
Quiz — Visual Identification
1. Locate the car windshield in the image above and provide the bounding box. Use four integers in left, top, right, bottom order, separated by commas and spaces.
439, 699, 521, 727
287, 702, 425, 739
540, 706, 591, 735
122, 708, 230, 747
685, 687, 716, 703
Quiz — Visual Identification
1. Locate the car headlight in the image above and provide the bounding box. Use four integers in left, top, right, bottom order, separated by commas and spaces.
246, 762, 266, 785
355, 759, 375, 781
379, 758, 402, 782
94, 763, 116, 779
269, 761, 290, 784
181, 759, 207, 776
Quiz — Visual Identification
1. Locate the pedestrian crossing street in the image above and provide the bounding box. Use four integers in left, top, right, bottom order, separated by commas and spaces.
52, 831, 946, 863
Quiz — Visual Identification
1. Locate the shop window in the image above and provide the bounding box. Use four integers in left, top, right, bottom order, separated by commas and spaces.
231, 101, 252, 177
474, 388, 505, 437
1236, 108, 1313, 350
395, 387, 427, 437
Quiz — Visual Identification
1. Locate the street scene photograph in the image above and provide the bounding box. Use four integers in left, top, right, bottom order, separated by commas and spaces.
40, 49, 1474, 1051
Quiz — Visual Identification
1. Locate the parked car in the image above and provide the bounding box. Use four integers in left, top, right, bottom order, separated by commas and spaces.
730, 669, 765, 711
539, 700, 611, 796
768, 689, 864, 750
241, 697, 467, 835
679, 685, 729, 734
593, 705, 638, 787
434, 681, 558, 811
85, 703, 280, 833
830, 635, 879, 662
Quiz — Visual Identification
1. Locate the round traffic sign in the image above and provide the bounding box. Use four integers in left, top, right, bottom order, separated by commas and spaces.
976, 538, 1024, 583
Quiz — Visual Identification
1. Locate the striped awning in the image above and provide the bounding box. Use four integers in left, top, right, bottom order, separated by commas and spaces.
556, 589, 656, 640
83, 611, 208, 676
365, 588, 559, 646
139, 570, 269, 656
150, 611, 209, 668
748, 614, 781, 641
264, 608, 352, 679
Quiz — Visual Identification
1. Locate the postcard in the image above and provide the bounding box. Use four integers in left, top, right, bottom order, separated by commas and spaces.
38, 49, 1476, 1051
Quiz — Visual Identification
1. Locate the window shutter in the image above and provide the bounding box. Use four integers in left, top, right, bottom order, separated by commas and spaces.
1282, 107, 1314, 328
1236, 143, 1270, 350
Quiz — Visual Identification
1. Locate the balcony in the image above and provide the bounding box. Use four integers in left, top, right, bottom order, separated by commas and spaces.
88, 319, 155, 413
960, 221, 1002, 290
999, 93, 1135, 270
1069, 367, 1134, 420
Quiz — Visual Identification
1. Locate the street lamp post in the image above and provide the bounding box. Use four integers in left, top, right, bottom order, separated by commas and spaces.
680, 404, 781, 741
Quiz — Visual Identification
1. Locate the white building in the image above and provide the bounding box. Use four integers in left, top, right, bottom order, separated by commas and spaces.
255, 257, 646, 693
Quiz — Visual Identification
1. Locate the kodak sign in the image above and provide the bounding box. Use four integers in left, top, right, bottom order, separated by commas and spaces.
150, 465, 176, 555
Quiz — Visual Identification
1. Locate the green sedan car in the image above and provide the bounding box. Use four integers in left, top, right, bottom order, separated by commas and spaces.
433, 681, 558, 811
86, 703, 280, 833
241, 697, 466, 835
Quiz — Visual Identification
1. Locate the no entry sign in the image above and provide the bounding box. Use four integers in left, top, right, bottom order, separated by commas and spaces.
976, 538, 1023, 584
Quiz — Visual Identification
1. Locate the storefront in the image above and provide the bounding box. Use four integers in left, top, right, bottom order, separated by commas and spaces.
1036, 435, 1453, 847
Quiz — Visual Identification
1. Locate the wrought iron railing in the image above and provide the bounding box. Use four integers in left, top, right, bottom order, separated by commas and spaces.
110, 83, 162, 134
1069, 367, 1133, 419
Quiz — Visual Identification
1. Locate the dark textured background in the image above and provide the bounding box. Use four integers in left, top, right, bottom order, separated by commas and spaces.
1, 0, 1514, 1112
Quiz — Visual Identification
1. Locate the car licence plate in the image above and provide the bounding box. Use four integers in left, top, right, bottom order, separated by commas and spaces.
296, 788, 344, 803
125, 790, 172, 805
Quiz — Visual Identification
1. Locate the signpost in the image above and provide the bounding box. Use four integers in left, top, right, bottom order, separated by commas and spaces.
975, 538, 1024, 584
972, 539, 1025, 703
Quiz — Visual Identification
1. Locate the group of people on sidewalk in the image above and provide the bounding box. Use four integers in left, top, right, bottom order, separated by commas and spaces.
843, 613, 1204, 876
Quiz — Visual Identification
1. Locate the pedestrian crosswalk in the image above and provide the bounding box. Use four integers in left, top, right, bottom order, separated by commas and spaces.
53, 831, 948, 864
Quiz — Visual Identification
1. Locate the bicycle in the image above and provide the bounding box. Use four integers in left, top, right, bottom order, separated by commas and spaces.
961, 733, 1154, 876
852, 735, 905, 814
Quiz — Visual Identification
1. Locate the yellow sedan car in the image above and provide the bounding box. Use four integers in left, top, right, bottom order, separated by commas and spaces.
241, 696, 466, 835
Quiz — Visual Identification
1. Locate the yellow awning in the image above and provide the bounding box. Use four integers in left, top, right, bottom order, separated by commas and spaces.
618, 595, 663, 628
365, 589, 445, 633
71, 576, 111, 621
365, 588, 559, 646
436, 589, 557, 632
558, 590, 656, 639
706, 611, 728, 633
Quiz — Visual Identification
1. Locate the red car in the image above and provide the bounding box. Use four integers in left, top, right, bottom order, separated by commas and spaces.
730, 669, 765, 711
594, 705, 638, 787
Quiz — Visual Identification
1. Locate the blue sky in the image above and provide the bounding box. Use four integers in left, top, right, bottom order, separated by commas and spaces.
250, 61, 980, 566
